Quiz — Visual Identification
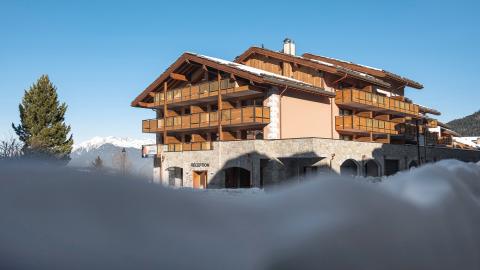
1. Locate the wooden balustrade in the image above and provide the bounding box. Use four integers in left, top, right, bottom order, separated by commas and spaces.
438, 136, 453, 146
152, 79, 259, 106
335, 88, 419, 117
142, 106, 270, 133
426, 119, 438, 128
166, 142, 213, 152
335, 115, 399, 135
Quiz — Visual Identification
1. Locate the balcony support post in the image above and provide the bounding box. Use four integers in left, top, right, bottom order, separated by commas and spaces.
217, 71, 223, 141
163, 81, 168, 145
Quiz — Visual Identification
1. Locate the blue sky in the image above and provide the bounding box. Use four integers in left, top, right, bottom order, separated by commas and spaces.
1, 0, 479, 143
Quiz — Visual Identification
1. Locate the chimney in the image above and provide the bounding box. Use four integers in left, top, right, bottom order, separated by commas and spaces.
283, 38, 295, 56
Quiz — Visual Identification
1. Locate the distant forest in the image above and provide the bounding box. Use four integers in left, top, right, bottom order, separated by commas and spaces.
447, 110, 480, 136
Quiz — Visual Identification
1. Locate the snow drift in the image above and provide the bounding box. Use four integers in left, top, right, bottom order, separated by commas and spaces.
1, 160, 480, 270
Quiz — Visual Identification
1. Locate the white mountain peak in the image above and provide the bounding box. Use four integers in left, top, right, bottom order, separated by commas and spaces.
73, 136, 155, 152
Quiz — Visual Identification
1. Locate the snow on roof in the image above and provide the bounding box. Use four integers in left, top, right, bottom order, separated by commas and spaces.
418, 104, 441, 115
297, 55, 389, 86
303, 52, 423, 89
309, 54, 383, 71
453, 137, 480, 149
441, 127, 461, 137
191, 53, 331, 93
303, 57, 335, 67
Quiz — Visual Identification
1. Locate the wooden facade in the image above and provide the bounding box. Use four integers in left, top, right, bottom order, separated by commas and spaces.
132, 43, 446, 152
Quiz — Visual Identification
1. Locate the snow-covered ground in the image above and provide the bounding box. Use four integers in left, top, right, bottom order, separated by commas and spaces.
1, 160, 480, 269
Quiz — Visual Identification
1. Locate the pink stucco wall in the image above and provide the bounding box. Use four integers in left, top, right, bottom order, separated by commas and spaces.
280, 91, 339, 139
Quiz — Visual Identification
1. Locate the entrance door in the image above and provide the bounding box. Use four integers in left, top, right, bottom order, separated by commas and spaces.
193, 170, 208, 189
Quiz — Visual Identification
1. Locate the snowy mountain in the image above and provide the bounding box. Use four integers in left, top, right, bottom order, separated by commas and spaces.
69, 136, 155, 179
72, 136, 154, 152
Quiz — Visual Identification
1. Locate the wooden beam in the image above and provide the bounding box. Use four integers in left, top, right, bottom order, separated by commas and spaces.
148, 92, 156, 98
138, 101, 155, 108
170, 73, 188, 81
217, 71, 223, 141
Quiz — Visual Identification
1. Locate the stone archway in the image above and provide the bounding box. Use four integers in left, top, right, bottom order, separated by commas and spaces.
409, 160, 418, 169
340, 159, 359, 177
224, 167, 251, 188
364, 160, 380, 177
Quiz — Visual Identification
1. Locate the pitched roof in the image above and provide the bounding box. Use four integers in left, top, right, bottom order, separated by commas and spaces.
418, 104, 441, 116
302, 52, 424, 89
131, 52, 334, 107
235, 47, 391, 88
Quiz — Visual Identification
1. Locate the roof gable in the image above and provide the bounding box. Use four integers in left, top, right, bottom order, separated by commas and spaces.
131, 52, 334, 107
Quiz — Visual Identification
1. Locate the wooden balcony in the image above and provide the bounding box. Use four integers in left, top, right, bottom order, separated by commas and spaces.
153, 79, 261, 107
142, 106, 270, 133
166, 142, 213, 152
438, 136, 453, 146
335, 115, 399, 135
426, 119, 438, 128
335, 88, 420, 117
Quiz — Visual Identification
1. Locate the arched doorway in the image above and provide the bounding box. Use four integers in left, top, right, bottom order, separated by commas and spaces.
224, 167, 251, 188
340, 159, 359, 176
409, 160, 418, 169
167, 167, 183, 187
364, 160, 380, 177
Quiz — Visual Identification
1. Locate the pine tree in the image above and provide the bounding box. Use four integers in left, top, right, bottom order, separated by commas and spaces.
91, 156, 104, 170
12, 75, 73, 164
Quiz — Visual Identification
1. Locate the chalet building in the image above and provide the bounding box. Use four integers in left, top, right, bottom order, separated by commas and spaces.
133, 39, 480, 188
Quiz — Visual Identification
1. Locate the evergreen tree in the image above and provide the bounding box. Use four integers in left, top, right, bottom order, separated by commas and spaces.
12, 75, 73, 164
91, 156, 104, 170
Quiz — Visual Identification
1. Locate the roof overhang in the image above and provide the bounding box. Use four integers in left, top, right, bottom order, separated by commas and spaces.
419, 105, 441, 116
235, 47, 392, 88
131, 52, 334, 108
302, 52, 424, 89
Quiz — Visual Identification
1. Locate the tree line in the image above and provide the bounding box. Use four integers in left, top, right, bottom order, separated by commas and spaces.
447, 110, 480, 137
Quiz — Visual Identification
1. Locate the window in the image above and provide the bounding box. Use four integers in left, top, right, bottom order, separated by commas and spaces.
340, 109, 352, 116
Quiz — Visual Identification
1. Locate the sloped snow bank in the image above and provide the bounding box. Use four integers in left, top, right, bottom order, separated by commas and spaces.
0, 160, 480, 270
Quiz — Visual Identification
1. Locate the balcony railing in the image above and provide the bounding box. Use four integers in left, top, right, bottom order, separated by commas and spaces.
335, 115, 399, 135
426, 119, 438, 128
153, 79, 259, 106
142, 106, 270, 133
335, 88, 419, 117
438, 136, 453, 146
166, 142, 213, 152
